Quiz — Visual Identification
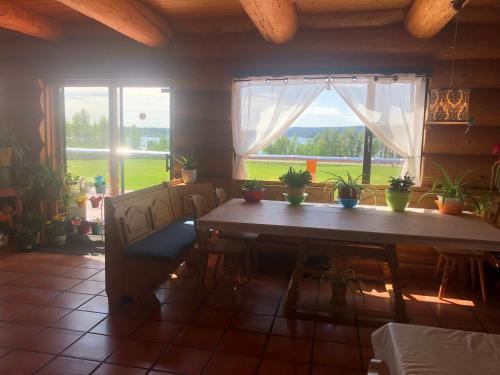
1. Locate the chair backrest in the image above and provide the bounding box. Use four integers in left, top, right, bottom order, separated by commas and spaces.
215, 187, 227, 206
169, 182, 216, 219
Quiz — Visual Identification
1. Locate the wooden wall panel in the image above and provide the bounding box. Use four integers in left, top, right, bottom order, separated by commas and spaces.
431, 60, 500, 89
468, 89, 500, 126
172, 90, 231, 121
423, 125, 500, 155
421, 155, 496, 188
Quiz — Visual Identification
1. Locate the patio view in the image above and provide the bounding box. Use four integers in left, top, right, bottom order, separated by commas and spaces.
0, 0, 499, 374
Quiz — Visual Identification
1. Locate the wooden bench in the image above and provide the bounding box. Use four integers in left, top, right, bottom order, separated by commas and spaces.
104, 182, 215, 310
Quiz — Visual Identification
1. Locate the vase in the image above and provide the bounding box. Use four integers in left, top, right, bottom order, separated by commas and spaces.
338, 198, 359, 208
51, 234, 67, 246
435, 196, 464, 215
181, 169, 197, 184
242, 188, 265, 203
385, 190, 411, 212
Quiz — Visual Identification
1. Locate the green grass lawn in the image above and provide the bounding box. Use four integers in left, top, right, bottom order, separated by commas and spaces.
68, 158, 402, 191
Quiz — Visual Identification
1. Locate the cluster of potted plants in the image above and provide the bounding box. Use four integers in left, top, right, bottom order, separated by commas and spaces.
279, 167, 312, 205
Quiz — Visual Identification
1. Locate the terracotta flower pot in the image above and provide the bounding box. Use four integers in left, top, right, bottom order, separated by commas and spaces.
435, 196, 464, 215
242, 188, 264, 203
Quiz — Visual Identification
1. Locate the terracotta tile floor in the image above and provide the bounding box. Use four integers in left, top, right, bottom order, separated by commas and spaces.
0, 251, 498, 374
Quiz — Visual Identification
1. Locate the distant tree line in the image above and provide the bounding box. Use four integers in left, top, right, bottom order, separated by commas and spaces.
263, 127, 399, 158
65, 108, 169, 151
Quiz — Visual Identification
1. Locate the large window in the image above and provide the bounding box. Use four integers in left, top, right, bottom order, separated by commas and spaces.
63, 85, 170, 197
245, 89, 404, 184
233, 74, 426, 185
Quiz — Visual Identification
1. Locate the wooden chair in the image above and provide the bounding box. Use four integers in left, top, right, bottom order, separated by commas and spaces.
214, 187, 257, 279
434, 248, 488, 302
190, 194, 246, 295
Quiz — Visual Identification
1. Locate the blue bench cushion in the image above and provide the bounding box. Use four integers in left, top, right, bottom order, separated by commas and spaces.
124, 220, 197, 262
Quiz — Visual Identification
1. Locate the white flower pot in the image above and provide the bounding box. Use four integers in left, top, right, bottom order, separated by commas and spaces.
181, 169, 197, 184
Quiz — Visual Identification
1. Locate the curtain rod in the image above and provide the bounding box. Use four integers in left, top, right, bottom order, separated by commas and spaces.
233, 73, 430, 83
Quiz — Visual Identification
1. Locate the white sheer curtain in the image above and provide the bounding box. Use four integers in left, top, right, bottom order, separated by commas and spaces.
333, 74, 426, 184
231, 77, 326, 179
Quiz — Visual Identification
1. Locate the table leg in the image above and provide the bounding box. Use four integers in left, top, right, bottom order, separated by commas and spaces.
386, 244, 408, 323
284, 239, 308, 314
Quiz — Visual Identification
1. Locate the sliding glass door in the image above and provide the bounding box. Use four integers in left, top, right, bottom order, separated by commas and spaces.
63, 85, 171, 198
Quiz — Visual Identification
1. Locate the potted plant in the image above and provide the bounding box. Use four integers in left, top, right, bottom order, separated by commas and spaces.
0, 131, 24, 188
279, 167, 312, 205
89, 195, 103, 208
324, 172, 372, 208
0, 215, 10, 248
242, 179, 265, 203
74, 194, 87, 208
470, 193, 493, 219
90, 218, 103, 235
22, 211, 45, 245
176, 154, 197, 184
19, 162, 63, 203
313, 265, 365, 307
46, 215, 68, 245
385, 174, 416, 212
419, 163, 469, 215
94, 175, 106, 194
15, 227, 37, 252
63, 173, 81, 194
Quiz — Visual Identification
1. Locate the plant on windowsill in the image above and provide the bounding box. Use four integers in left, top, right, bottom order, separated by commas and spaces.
385, 174, 416, 212
175, 154, 197, 184
279, 167, 312, 205
312, 265, 365, 307
241, 179, 265, 203
323, 172, 374, 208
470, 193, 493, 219
418, 163, 469, 215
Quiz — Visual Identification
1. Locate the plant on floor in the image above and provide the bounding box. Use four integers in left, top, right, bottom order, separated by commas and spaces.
15, 227, 37, 251
90, 218, 103, 235
418, 162, 469, 215
176, 154, 197, 184
323, 172, 374, 208
241, 179, 265, 203
279, 167, 312, 205
313, 265, 365, 307
46, 215, 68, 245
385, 174, 416, 212
19, 162, 63, 204
0, 215, 10, 247
21, 211, 45, 243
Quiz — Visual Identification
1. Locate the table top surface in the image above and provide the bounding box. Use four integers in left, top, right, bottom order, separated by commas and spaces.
197, 199, 500, 251
372, 323, 500, 375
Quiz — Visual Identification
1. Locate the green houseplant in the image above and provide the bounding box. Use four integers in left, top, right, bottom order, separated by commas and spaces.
20, 162, 63, 204
241, 179, 265, 203
323, 172, 373, 208
313, 265, 365, 307
175, 154, 197, 184
0, 130, 25, 188
46, 215, 68, 246
279, 167, 312, 205
418, 163, 469, 215
470, 193, 493, 219
385, 174, 416, 212
16, 227, 37, 252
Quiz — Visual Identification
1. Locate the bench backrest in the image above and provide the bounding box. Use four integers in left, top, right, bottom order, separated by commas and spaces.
169, 182, 217, 219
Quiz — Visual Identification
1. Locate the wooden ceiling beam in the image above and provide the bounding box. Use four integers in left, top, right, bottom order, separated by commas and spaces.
238, 0, 298, 44
300, 9, 405, 29
405, 0, 470, 38
56, 0, 173, 47
0, 1, 63, 41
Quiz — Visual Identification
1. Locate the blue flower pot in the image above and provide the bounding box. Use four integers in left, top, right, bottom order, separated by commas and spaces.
339, 198, 359, 208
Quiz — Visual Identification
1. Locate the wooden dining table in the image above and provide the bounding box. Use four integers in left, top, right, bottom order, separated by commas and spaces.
197, 199, 500, 322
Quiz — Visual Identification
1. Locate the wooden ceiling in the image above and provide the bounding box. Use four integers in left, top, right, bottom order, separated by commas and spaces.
1, 0, 499, 46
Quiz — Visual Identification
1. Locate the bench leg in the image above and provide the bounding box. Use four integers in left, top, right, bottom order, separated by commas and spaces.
477, 259, 488, 303
438, 257, 451, 300
433, 253, 443, 279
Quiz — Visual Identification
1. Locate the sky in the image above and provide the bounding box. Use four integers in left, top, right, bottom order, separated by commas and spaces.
64, 85, 362, 129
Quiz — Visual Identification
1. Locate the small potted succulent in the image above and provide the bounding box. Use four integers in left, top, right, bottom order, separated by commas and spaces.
94, 175, 106, 194
385, 174, 416, 212
419, 163, 468, 215
242, 179, 265, 203
324, 172, 372, 208
176, 154, 197, 184
279, 167, 312, 205
46, 215, 68, 245
313, 265, 365, 307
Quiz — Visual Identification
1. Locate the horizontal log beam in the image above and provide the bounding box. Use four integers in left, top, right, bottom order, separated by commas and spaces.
238, 0, 298, 44
56, 0, 173, 47
0, 1, 63, 41
300, 9, 405, 29
405, 0, 470, 38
